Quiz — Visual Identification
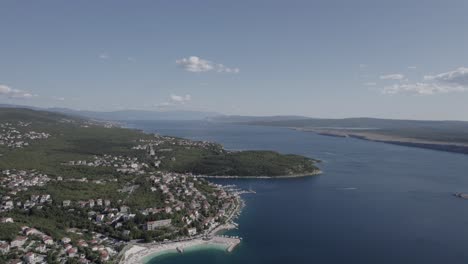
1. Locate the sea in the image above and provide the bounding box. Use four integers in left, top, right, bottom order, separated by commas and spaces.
125, 120, 468, 264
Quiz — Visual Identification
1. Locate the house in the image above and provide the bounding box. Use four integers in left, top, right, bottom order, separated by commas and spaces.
100, 250, 109, 261
120, 206, 129, 213
64, 244, 73, 250
3, 200, 14, 210
96, 214, 105, 222
0, 242, 10, 254
67, 247, 78, 258
10, 236, 27, 248
62, 200, 71, 207
77, 240, 88, 248
188, 227, 197, 236
23, 252, 35, 263
43, 236, 54, 245
78, 257, 91, 263
146, 219, 172, 230
24, 228, 42, 236
35, 243, 47, 253
61, 237, 72, 244
0, 217, 13, 223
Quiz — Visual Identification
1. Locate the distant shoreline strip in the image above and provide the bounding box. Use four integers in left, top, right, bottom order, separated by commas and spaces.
195, 170, 322, 179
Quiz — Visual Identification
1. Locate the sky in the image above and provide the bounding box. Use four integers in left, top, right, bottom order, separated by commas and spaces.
1, 0, 468, 120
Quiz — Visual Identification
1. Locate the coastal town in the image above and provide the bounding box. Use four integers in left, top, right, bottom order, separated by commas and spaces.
0, 109, 319, 263
0, 119, 245, 264
0, 122, 50, 149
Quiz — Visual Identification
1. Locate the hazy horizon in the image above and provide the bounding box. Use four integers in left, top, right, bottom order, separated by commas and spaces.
6, 102, 468, 122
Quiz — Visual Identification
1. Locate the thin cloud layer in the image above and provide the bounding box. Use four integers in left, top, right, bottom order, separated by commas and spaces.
0, 84, 34, 99
382, 67, 468, 95
170, 94, 191, 104
99, 53, 110, 60
156, 94, 192, 108
176, 56, 239, 73
424, 67, 468, 87
380, 74, 405, 80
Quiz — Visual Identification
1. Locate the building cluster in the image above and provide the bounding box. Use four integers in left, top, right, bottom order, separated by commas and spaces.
0, 133, 240, 263
133, 134, 218, 153
132, 134, 220, 169
52, 171, 238, 242
0, 122, 50, 148
0, 170, 53, 212
142, 172, 237, 235
65, 154, 149, 175
0, 223, 118, 263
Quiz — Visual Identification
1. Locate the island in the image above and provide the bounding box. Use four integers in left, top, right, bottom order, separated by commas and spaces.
0, 108, 320, 263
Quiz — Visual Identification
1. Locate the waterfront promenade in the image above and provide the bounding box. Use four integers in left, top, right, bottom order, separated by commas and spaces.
119, 235, 241, 263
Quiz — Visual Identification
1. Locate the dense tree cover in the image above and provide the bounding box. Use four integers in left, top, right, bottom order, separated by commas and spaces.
0, 108, 320, 243
0, 108, 319, 178
169, 150, 319, 176
0, 223, 20, 241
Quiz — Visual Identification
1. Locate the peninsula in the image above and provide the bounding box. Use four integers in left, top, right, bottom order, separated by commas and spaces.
0, 108, 320, 263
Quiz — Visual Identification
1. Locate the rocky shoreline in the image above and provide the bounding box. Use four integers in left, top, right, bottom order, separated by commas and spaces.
194, 170, 322, 179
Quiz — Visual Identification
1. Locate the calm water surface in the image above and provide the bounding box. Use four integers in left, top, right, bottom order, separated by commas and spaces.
126, 121, 468, 264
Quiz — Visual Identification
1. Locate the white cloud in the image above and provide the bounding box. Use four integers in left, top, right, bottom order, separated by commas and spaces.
408, 66, 417, 69
380, 74, 405, 80
170, 94, 191, 104
382, 67, 468, 95
423, 67, 468, 87
99, 53, 110, 60
176, 56, 213, 72
52, 96, 65, 101
156, 94, 192, 108
176, 56, 239, 73
0, 84, 34, 99
382, 83, 467, 95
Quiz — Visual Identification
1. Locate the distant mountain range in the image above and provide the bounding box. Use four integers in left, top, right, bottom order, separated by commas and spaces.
49, 108, 221, 121
0, 104, 220, 121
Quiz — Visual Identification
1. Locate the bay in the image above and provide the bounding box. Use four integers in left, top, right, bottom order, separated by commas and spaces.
126, 120, 468, 264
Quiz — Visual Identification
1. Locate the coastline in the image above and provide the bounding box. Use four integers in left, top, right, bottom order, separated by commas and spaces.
194, 170, 322, 179
295, 127, 468, 155
119, 195, 244, 264
119, 223, 240, 264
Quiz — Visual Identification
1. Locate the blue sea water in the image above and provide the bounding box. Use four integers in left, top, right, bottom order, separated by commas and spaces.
126, 120, 468, 264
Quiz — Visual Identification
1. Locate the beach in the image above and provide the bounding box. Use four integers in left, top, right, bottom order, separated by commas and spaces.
119, 234, 241, 264
118, 204, 242, 264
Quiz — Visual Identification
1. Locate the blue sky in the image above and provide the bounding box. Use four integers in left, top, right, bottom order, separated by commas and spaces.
1, 0, 468, 120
